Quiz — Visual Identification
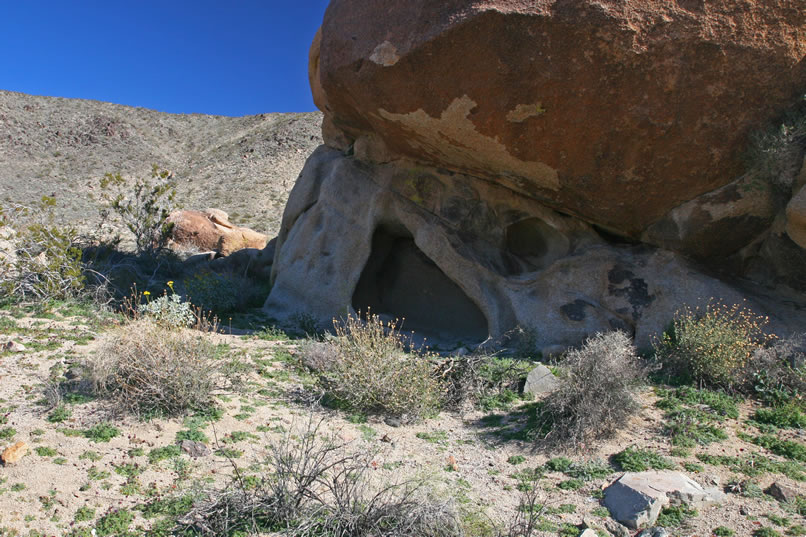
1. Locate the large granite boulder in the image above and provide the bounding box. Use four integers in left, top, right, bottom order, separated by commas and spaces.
266, 147, 754, 348
167, 209, 268, 256
264, 1, 806, 350
787, 184, 806, 249
604, 471, 725, 529
314, 0, 806, 237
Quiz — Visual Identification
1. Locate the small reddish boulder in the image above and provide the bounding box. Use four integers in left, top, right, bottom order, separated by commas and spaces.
1, 441, 28, 465
166, 209, 268, 256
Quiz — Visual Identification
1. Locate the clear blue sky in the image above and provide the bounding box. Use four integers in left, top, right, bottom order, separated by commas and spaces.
0, 1, 330, 116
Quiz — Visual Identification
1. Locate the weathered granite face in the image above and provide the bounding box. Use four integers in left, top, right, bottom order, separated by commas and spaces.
264, 1, 806, 350
265, 147, 758, 350
313, 0, 806, 237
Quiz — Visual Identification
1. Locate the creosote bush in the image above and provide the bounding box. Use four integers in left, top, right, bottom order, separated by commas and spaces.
85, 318, 240, 417
653, 301, 773, 390
302, 312, 442, 421
178, 414, 464, 537
749, 334, 806, 407
97, 165, 179, 256
536, 331, 645, 450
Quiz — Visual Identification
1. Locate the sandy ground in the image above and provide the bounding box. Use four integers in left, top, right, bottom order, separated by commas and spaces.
0, 306, 803, 537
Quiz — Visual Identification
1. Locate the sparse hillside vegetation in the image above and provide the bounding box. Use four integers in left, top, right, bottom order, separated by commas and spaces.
0, 90, 322, 235
3, 246, 806, 536
2, 91, 806, 537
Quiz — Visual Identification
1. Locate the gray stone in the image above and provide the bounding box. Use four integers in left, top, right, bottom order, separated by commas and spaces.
602, 519, 631, 537
637, 529, 670, 537
766, 481, 799, 504
523, 364, 559, 396
265, 147, 778, 352
579, 529, 598, 537
2, 341, 25, 353
383, 416, 403, 428
604, 471, 725, 529
179, 440, 211, 458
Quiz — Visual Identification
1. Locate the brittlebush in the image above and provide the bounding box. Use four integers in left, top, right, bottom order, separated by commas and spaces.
654, 301, 774, 390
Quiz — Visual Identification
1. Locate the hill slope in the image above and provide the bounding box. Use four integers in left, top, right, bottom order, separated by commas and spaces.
0, 90, 323, 235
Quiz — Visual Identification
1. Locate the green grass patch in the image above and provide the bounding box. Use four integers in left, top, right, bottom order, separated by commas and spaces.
556, 478, 584, 490
137, 493, 196, 518
47, 405, 72, 423
415, 430, 449, 445
113, 463, 143, 478
713, 527, 735, 537
94, 508, 133, 537
79, 450, 102, 462
83, 423, 120, 442
656, 504, 697, 527
656, 387, 736, 447
744, 434, 806, 462
175, 429, 209, 443
545, 457, 573, 473
697, 453, 806, 480
148, 445, 181, 464
34, 446, 57, 457
74, 506, 95, 522
613, 446, 676, 472
753, 404, 806, 430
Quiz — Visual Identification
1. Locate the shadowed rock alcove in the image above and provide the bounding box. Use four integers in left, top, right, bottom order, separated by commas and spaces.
352, 226, 489, 344
504, 217, 570, 274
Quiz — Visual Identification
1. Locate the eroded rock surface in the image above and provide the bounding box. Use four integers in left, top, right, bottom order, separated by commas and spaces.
315, 0, 806, 236
1, 441, 28, 465
787, 184, 806, 249
265, 1, 806, 350
266, 148, 751, 348
167, 209, 267, 256
603, 471, 725, 529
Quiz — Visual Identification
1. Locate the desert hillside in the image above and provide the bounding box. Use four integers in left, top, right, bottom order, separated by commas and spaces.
0, 90, 323, 235
1, 1, 805, 536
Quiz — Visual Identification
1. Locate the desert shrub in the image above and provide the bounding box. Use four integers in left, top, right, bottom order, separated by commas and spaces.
178, 269, 249, 314
748, 334, 806, 407
746, 93, 806, 192
177, 414, 464, 537
653, 302, 773, 390
535, 331, 645, 449
438, 351, 533, 411
0, 198, 96, 304
138, 289, 195, 328
97, 165, 179, 256
84, 318, 241, 417
302, 313, 442, 421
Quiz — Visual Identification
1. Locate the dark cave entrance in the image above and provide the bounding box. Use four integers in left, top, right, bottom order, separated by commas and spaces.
503, 217, 570, 274
352, 226, 489, 345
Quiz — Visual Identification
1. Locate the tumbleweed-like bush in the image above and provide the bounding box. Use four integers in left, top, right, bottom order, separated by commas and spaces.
85, 318, 241, 417
177, 414, 464, 537
301, 312, 442, 422
536, 331, 645, 450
